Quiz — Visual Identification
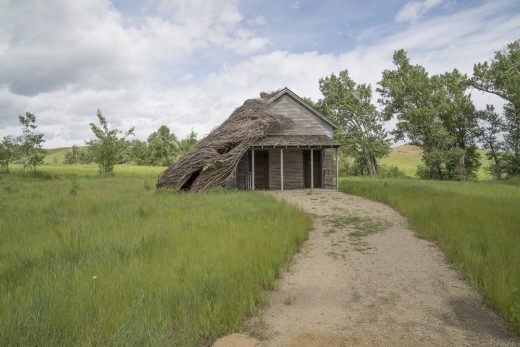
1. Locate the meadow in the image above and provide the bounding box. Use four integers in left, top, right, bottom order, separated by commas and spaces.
0, 165, 311, 346
340, 177, 520, 333
338, 144, 492, 179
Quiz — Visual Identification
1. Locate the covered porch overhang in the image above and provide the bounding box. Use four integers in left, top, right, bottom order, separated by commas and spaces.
247, 135, 340, 192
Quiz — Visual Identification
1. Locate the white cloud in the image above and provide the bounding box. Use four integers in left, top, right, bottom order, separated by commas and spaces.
396, 0, 443, 23
248, 15, 267, 26
0, 0, 268, 97
0, 0, 518, 148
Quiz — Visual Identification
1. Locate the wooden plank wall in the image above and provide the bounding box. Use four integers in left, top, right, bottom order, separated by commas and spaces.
267, 94, 333, 137
236, 152, 250, 189
269, 149, 304, 190
235, 148, 334, 190
323, 148, 333, 173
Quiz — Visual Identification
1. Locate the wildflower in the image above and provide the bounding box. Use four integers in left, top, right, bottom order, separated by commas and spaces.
92, 276, 98, 279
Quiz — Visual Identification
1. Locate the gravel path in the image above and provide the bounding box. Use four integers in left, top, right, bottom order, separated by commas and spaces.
214, 190, 518, 347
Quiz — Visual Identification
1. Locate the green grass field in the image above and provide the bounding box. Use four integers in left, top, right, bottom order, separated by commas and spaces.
379, 144, 423, 177
0, 165, 311, 346
340, 177, 520, 333
339, 144, 492, 179
381, 144, 492, 179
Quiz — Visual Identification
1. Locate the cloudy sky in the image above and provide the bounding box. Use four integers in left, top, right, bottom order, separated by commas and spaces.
0, 0, 519, 147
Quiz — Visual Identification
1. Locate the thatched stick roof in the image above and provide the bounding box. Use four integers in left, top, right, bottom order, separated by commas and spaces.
156, 91, 289, 192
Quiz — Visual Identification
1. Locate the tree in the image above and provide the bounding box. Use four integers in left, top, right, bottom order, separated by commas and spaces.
86, 109, 134, 174
473, 40, 520, 177
127, 139, 150, 166
474, 105, 506, 179
180, 129, 197, 154
503, 102, 520, 176
0, 136, 16, 173
17, 112, 46, 173
63, 145, 91, 164
147, 125, 179, 166
63, 145, 80, 164
318, 69, 390, 176
378, 50, 480, 180
125, 127, 192, 166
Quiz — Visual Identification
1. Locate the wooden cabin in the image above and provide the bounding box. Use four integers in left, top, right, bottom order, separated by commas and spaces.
233, 88, 340, 191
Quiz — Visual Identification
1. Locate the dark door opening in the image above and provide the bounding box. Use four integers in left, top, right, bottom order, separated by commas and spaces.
249, 150, 269, 190
303, 150, 322, 188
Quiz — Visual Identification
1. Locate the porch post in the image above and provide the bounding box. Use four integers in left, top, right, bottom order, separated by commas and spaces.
251, 148, 255, 190
280, 148, 284, 191
335, 147, 339, 191
310, 148, 314, 191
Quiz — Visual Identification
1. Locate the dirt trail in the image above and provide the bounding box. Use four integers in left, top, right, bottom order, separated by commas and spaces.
214, 190, 518, 347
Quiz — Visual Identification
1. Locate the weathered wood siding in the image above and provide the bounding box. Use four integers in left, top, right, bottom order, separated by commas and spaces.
236, 152, 249, 189
322, 148, 333, 188
323, 148, 333, 173
235, 148, 334, 190
268, 149, 304, 189
266, 94, 333, 137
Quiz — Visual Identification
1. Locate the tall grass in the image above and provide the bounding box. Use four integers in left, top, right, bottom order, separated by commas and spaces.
340, 177, 520, 333
0, 166, 310, 346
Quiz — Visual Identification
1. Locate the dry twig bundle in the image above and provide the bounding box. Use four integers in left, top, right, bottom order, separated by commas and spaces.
156, 91, 289, 192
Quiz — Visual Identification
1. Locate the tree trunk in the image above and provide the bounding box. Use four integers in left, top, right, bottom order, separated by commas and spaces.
490, 149, 502, 180
436, 164, 443, 180
459, 154, 466, 169
366, 156, 375, 176
370, 156, 379, 176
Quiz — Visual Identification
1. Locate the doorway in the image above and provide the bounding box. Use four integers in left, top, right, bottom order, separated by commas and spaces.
303, 150, 322, 188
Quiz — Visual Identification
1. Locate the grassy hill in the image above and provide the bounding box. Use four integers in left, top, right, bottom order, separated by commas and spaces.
44, 146, 88, 164
380, 144, 492, 179
380, 144, 423, 177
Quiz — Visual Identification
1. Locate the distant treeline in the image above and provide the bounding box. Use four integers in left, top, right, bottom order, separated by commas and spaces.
314, 39, 520, 180
0, 113, 46, 173
63, 125, 197, 167
0, 109, 197, 174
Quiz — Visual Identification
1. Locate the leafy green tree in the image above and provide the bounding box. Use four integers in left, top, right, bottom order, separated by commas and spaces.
473, 40, 520, 177
63, 145, 91, 164
147, 125, 179, 166
86, 109, 134, 174
180, 129, 197, 154
63, 145, 80, 164
472, 40, 520, 176
318, 69, 390, 176
472, 40, 520, 102
0, 136, 16, 173
17, 112, 46, 173
475, 105, 506, 179
433, 69, 480, 175
127, 139, 151, 166
378, 50, 480, 179
503, 102, 520, 177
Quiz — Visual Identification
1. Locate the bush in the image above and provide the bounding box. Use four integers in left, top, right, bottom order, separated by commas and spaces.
379, 165, 406, 178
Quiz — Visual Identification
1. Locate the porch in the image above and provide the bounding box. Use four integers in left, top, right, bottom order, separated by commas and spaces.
235, 145, 340, 191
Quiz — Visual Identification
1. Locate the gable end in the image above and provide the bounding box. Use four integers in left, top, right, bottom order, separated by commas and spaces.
266, 87, 337, 129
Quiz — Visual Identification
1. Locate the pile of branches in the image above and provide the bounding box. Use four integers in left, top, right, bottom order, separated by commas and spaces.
156, 91, 289, 192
